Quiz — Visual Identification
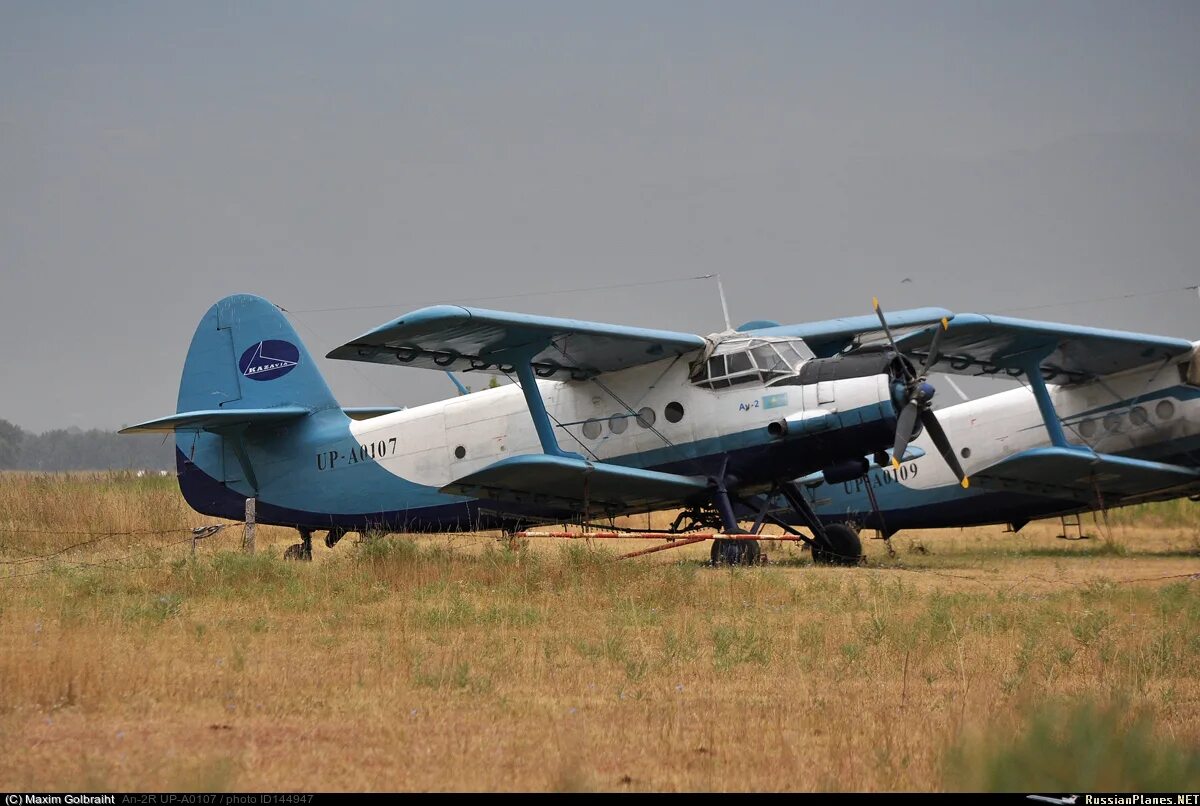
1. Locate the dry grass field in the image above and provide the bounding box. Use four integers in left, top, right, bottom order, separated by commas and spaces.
1, 472, 1199, 791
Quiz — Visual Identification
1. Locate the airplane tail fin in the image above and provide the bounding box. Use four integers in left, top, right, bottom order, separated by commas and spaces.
176, 294, 339, 414
121, 294, 342, 517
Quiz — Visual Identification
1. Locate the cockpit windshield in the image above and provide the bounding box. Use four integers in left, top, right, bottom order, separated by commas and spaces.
689, 337, 814, 390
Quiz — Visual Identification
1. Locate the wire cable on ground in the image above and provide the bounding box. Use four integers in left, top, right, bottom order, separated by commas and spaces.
0, 524, 233, 581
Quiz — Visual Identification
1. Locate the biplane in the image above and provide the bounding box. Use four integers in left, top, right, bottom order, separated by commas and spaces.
121, 293, 969, 563
792, 315, 1200, 538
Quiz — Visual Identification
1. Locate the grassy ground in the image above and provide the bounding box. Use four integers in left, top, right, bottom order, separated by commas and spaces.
1, 472, 1198, 791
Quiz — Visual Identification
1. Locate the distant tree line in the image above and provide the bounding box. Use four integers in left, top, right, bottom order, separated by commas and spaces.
0, 419, 174, 471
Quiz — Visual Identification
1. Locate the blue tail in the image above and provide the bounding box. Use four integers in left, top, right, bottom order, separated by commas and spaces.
165, 295, 344, 519
177, 294, 338, 414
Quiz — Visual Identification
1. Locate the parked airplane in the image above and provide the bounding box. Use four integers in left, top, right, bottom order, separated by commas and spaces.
122, 293, 968, 563
788, 315, 1200, 538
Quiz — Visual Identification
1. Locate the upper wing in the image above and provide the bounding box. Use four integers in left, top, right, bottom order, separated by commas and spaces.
891, 314, 1194, 382
326, 305, 707, 379
744, 307, 956, 357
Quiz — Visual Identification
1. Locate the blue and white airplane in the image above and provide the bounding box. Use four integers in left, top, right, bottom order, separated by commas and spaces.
122, 293, 971, 563
791, 315, 1200, 538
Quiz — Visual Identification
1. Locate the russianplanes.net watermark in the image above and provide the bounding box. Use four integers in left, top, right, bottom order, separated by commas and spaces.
1084, 798, 1199, 805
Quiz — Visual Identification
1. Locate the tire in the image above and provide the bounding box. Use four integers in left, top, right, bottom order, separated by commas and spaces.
711, 538, 745, 566
812, 523, 862, 566
712, 538, 762, 566
283, 543, 310, 562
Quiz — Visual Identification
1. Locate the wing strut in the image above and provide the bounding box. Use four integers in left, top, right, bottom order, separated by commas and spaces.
510, 349, 582, 459
1005, 346, 1071, 448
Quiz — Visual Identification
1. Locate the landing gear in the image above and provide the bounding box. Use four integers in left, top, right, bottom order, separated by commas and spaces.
700, 473, 858, 568
710, 538, 762, 566
811, 523, 863, 566
284, 528, 314, 561
324, 528, 347, 548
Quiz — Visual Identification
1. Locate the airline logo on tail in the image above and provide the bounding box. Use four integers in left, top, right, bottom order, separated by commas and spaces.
239, 340, 300, 381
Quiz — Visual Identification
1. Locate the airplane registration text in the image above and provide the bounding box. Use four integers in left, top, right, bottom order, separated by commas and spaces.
316, 437, 398, 471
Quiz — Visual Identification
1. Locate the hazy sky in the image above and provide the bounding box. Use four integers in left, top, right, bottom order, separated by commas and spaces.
2, 1, 1199, 432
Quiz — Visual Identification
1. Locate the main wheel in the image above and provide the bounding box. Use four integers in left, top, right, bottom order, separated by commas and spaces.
811, 523, 863, 566
711, 538, 750, 566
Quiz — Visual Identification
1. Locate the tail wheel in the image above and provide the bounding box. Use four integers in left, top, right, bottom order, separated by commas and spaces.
283, 543, 311, 562
284, 528, 314, 562
812, 523, 863, 566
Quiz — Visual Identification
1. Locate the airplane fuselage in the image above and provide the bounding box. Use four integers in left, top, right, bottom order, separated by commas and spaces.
802, 356, 1200, 532
179, 355, 900, 531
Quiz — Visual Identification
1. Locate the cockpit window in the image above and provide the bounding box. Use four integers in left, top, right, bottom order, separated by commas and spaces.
752, 345, 785, 374
727, 352, 753, 374
690, 337, 813, 390
776, 342, 807, 367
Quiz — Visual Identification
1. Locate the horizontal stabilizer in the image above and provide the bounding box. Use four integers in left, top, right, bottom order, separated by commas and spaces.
118, 407, 310, 434
441, 454, 710, 514
327, 305, 707, 380
973, 447, 1200, 502
342, 407, 405, 420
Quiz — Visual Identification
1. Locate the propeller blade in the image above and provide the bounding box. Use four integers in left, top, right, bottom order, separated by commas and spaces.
919, 407, 970, 488
872, 297, 901, 353
892, 401, 920, 469
873, 297, 914, 382
920, 317, 950, 377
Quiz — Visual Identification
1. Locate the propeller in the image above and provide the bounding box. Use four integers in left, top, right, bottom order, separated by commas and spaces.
872, 297, 970, 489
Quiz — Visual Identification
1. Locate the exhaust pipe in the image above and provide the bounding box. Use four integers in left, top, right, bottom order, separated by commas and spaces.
767, 410, 835, 439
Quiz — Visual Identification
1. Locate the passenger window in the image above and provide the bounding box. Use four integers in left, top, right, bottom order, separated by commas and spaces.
665, 402, 685, 423
636, 407, 656, 428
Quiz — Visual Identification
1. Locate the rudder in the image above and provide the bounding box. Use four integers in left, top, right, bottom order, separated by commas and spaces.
177, 294, 338, 414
